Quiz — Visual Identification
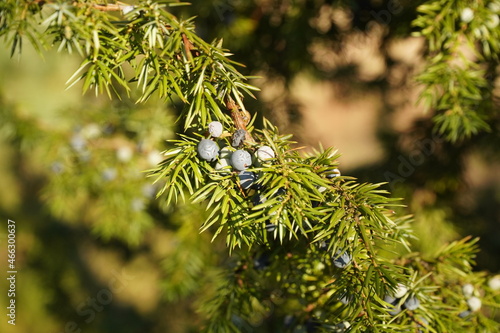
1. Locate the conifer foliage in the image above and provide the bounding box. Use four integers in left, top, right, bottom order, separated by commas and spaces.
1, 1, 499, 332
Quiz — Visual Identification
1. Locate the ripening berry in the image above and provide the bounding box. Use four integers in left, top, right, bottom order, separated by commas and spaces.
275, 187, 286, 196
51, 162, 64, 174
208, 121, 223, 138
488, 2, 500, 13
393, 283, 408, 298
215, 146, 233, 172
319, 240, 329, 251
419, 317, 429, 325
215, 160, 231, 172
102, 168, 117, 181
78, 150, 91, 162
486, 14, 499, 28
197, 139, 219, 162
467, 296, 482, 312
384, 294, 397, 305
265, 222, 277, 232
121, 5, 135, 15
231, 129, 247, 147
131, 197, 145, 211
458, 310, 471, 318
70, 134, 86, 152
81, 123, 101, 139
488, 275, 500, 291
238, 171, 256, 190
336, 321, 351, 330
388, 304, 401, 316
142, 184, 156, 198
147, 150, 164, 166
312, 186, 327, 207
283, 315, 295, 327
252, 194, 267, 206
256, 145, 275, 161
417, 316, 429, 332
339, 294, 351, 305
460, 8, 474, 23
332, 250, 352, 269
238, 170, 262, 190
215, 157, 231, 172
231, 149, 252, 171
404, 296, 420, 311
462, 284, 474, 298
326, 168, 341, 178
383, 295, 401, 315
116, 146, 133, 162
102, 123, 114, 135
219, 146, 232, 159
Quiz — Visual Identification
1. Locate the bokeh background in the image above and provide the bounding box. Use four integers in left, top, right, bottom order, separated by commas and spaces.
0, 1, 499, 332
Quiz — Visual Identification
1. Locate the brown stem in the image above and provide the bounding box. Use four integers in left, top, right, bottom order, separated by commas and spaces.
89, 3, 123, 11
67, 1, 128, 12
226, 97, 255, 143
181, 33, 195, 62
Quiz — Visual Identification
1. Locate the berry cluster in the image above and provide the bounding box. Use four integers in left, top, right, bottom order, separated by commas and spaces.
383, 284, 420, 316
459, 283, 482, 318
197, 121, 276, 191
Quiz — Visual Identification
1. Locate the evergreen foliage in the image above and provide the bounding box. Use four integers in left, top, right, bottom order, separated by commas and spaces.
413, 1, 499, 142
0, 1, 499, 332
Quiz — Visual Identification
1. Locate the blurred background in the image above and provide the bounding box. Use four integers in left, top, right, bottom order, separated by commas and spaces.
0, 1, 499, 332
